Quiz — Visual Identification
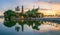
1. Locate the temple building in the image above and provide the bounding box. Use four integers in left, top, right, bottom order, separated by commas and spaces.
15, 6, 20, 13
15, 5, 24, 14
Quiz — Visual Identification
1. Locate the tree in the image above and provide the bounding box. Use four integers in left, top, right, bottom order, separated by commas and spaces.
25, 10, 32, 17
26, 8, 39, 17
4, 20, 16, 27
36, 13, 44, 18
4, 10, 16, 21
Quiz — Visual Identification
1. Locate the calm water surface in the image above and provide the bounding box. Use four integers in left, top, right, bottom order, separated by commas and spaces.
0, 18, 60, 35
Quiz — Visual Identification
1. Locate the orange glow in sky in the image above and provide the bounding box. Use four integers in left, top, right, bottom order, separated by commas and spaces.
22, 2, 60, 15
1, 2, 60, 16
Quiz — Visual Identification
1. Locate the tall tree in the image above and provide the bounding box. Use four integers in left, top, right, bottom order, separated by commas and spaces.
26, 8, 39, 17
4, 10, 16, 21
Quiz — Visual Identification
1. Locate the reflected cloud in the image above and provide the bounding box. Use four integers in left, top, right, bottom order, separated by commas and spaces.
3, 19, 43, 32
38, 21, 60, 32
3, 18, 60, 32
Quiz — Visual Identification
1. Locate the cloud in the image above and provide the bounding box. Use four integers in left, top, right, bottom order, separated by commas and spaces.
38, 2, 60, 10
0, 0, 60, 15
38, 0, 60, 3
0, 0, 60, 12
25, 1, 60, 10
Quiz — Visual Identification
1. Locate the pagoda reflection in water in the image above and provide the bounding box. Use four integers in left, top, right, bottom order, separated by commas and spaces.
3, 19, 43, 32
3, 18, 60, 32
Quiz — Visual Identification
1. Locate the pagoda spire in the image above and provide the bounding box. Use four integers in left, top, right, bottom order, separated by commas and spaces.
21, 5, 24, 13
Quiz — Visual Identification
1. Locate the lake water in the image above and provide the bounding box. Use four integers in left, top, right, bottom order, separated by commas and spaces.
0, 18, 60, 35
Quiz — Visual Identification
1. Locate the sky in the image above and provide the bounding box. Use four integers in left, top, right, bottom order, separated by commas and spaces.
0, 0, 60, 15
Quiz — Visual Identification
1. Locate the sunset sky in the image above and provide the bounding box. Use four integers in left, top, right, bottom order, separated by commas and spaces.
0, 0, 60, 15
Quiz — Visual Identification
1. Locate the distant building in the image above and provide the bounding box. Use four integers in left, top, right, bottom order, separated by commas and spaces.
15, 5, 24, 13
15, 6, 20, 11
15, 6, 20, 13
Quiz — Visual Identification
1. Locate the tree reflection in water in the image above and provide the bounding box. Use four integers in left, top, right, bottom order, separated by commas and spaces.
4, 20, 16, 27
3, 19, 43, 32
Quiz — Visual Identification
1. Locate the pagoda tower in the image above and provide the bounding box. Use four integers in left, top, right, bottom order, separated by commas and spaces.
21, 5, 24, 13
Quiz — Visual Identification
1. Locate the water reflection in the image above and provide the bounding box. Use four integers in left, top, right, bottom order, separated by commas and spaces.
42, 21, 60, 31
3, 19, 60, 32
3, 19, 43, 32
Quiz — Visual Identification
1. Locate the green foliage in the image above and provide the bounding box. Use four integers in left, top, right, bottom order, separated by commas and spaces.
4, 8, 43, 19
3, 8, 44, 32
26, 8, 39, 17
4, 20, 16, 27
4, 10, 16, 21
4, 10, 16, 17
19, 13, 26, 18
